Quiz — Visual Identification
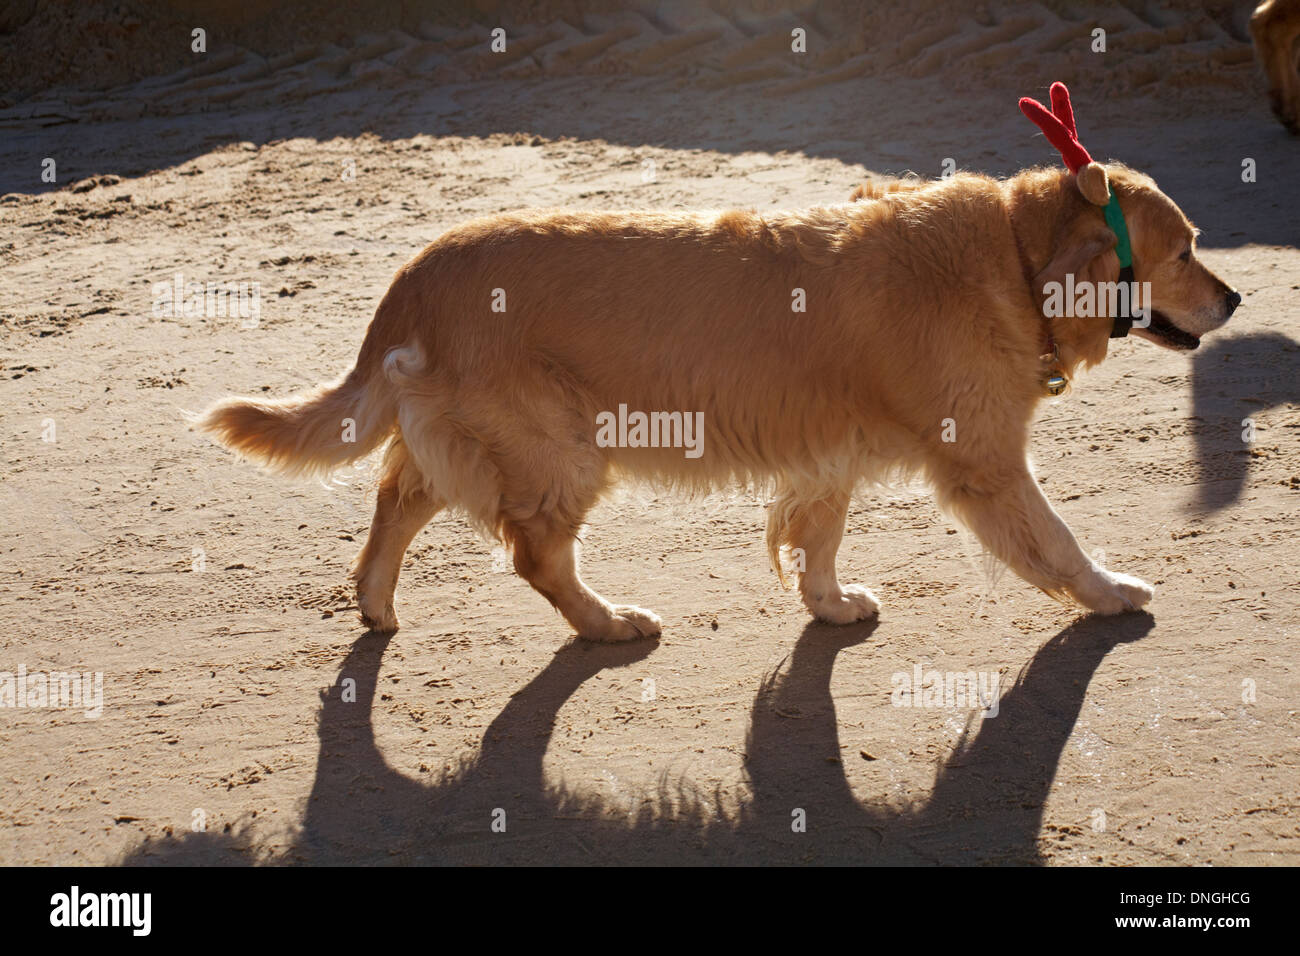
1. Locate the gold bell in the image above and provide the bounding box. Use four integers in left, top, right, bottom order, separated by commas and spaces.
1041, 341, 1068, 396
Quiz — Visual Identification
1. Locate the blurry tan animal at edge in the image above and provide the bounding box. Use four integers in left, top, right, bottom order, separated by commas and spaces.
1251, 0, 1300, 133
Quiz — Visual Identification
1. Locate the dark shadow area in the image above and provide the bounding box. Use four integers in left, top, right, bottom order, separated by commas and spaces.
122, 611, 1154, 866
1188, 330, 1300, 513
909, 614, 1153, 862
4, 56, 1296, 248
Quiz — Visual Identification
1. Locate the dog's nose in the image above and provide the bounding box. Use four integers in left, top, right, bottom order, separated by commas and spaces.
1225, 290, 1242, 316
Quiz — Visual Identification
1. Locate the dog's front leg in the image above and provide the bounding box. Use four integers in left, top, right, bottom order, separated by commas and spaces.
935, 463, 1154, 614
768, 487, 879, 624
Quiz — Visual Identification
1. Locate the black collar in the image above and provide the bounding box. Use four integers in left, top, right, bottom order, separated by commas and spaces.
1111, 265, 1137, 338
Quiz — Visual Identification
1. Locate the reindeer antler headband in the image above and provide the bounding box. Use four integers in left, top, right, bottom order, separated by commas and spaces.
1019, 82, 1092, 175
1020, 81, 1136, 339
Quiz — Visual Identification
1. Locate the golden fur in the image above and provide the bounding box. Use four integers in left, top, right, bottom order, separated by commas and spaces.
199, 162, 1238, 640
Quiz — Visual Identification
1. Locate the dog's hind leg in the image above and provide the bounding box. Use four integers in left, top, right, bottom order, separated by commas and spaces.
768, 486, 879, 624
933, 460, 1153, 615
503, 507, 660, 643
489, 427, 659, 642
352, 438, 444, 632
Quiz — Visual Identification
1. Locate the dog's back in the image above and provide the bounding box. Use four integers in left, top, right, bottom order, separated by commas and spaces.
377, 178, 1029, 483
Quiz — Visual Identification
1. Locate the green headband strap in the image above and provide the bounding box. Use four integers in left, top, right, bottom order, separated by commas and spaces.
1103, 190, 1133, 268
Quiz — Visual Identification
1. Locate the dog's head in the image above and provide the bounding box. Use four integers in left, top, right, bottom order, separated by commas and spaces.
1015, 83, 1239, 360
1103, 163, 1240, 349
1012, 162, 1239, 367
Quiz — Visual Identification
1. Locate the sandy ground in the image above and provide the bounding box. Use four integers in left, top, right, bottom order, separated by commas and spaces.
1, 3, 1298, 865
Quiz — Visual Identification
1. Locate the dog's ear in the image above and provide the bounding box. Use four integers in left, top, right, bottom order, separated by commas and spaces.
1075, 161, 1110, 206
1033, 219, 1120, 303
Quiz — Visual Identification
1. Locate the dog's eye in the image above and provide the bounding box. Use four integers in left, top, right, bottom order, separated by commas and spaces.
1178, 249, 1191, 262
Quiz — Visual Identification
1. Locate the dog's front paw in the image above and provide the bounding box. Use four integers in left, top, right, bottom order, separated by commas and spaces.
1071, 565, 1154, 615
804, 584, 881, 625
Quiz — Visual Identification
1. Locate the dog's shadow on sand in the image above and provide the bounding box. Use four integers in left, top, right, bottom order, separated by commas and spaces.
1188, 330, 1300, 514
122, 611, 1153, 865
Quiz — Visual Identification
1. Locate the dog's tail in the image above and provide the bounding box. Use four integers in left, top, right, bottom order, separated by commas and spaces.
197, 345, 401, 479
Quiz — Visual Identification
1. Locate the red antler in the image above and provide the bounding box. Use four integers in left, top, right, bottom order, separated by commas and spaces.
1049, 81, 1077, 138
1019, 81, 1092, 174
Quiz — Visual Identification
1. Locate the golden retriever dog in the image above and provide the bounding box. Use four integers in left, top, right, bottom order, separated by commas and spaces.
199, 148, 1239, 641
1251, 0, 1300, 133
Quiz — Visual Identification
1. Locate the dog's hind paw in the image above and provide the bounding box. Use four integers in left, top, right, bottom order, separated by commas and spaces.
806, 584, 881, 625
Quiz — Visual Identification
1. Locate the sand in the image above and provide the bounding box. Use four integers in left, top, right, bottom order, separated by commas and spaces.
0, 0, 1297, 865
